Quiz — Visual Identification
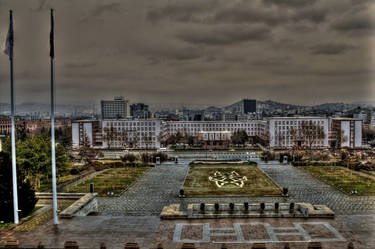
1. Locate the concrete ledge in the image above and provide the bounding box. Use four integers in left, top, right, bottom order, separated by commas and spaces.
161, 202, 335, 219
160, 204, 188, 219
36, 192, 86, 200
60, 193, 97, 218
298, 202, 335, 218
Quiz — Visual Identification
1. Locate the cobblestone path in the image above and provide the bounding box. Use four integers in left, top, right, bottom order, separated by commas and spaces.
98, 153, 375, 216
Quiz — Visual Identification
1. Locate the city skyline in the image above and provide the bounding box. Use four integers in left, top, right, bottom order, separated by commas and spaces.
0, 0, 375, 106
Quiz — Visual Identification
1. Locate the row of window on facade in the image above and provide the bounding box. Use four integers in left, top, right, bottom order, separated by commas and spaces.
104, 121, 157, 127
168, 123, 264, 128
274, 120, 325, 125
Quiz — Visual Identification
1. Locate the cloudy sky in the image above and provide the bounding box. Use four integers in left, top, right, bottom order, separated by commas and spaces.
0, 0, 374, 106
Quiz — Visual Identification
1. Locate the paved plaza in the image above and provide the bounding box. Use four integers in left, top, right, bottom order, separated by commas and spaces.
98, 153, 375, 216
2, 152, 375, 248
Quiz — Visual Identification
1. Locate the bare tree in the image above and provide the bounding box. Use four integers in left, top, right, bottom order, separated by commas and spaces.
118, 129, 129, 149
299, 121, 326, 149
103, 126, 118, 149
339, 130, 349, 148
275, 131, 285, 147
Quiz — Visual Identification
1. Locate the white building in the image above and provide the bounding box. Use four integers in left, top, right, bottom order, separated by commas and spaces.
330, 118, 362, 148
72, 120, 102, 149
101, 119, 162, 149
269, 117, 329, 148
163, 120, 268, 140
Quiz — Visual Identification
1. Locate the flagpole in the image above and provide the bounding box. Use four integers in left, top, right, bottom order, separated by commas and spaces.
50, 9, 58, 225
9, 10, 19, 225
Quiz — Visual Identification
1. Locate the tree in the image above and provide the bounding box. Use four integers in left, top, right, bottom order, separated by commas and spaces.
55, 126, 72, 148
3, 135, 69, 190
103, 126, 118, 149
290, 121, 325, 149
363, 128, 375, 144
231, 130, 249, 146
16, 120, 29, 142
0, 152, 37, 222
275, 131, 286, 147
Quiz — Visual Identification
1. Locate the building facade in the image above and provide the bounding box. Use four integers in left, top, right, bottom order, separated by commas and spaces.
198, 131, 231, 149
130, 103, 151, 119
163, 120, 268, 141
101, 96, 128, 119
71, 117, 363, 150
269, 117, 329, 148
101, 119, 162, 149
72, 120, 102, 149
0, 117, 71, 135
329, 118, 362, 148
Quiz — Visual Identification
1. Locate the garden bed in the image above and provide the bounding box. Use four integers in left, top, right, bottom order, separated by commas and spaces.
183, 164, 282, 197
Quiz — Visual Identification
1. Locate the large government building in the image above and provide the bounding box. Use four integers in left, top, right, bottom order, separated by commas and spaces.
71, 117, 362, 150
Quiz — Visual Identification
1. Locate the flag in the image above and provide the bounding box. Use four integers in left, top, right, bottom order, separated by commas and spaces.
50, 9, 54, 58
4, 10, 13, 59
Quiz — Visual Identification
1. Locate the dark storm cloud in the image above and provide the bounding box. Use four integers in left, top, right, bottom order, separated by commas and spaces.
310, 43, 356, 55
0, 0, 373, 106
63, 62, 97, 69
146, 0, 217, 23
89, 3, 121, 17
79, 3, 122, 23
140, 45, 205, 63
331, 16, 375, 32
262, 0, 317, 8
213, 7, 289, 26
292, 7, 327, 23
177, 24, 271, 45
251, 56, 293, 67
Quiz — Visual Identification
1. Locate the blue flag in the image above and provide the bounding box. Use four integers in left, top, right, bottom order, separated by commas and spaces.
4, 11, 13, 59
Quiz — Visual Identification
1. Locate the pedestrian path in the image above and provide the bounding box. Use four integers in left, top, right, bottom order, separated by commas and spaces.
97, 155, 375, 216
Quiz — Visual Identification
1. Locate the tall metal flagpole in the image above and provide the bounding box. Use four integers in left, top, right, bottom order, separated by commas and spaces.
8, 10, 19, 225
8, 10, 19, 224
50, 9, 58, 225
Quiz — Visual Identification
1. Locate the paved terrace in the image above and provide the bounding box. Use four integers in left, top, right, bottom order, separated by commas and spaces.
1, 151, 375, 248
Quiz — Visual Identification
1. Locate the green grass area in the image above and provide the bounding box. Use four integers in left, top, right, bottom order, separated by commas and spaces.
0, 222, 13, 229
39, 174, 78, 192
31, 205, 43, 214
66, 167, 149, 196
184, 165, 282, 197
303, 166, 375, 195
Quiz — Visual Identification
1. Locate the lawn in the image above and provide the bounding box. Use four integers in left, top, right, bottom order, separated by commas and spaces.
66, 167, 149, 196
39, 174, 78, 192
303, 166, 375, 195
183, 165, 282, 197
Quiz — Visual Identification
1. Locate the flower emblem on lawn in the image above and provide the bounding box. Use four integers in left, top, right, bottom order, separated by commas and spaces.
208, 170, 247, 188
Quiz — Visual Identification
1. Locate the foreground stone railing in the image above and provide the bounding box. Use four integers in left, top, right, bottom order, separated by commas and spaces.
59, 193, 98, 218
160, 202, 334, 219
0, 240, 356, 249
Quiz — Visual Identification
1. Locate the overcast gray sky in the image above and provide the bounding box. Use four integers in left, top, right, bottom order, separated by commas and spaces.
0, 0, 374, 106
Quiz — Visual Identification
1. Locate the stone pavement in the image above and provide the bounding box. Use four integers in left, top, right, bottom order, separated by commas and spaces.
2, 215, 371, 249
97, 154, 375, 216
2, 152, 375, 248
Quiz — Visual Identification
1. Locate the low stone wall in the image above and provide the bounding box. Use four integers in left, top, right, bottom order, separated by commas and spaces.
160, 202, 334, 219
60, 193, 98, 218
